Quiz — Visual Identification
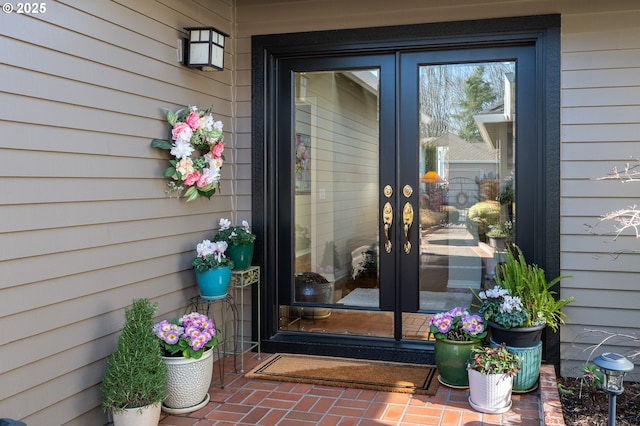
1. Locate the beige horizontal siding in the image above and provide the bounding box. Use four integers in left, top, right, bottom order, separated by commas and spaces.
560, 7, 640, 379
3, 0, 640, 423
0, 0, 236, 423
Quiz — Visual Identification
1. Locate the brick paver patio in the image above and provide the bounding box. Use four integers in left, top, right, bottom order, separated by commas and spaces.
157, 352, 565, 425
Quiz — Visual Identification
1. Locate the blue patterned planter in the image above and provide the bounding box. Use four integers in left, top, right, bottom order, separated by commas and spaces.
490, 338, 542, 392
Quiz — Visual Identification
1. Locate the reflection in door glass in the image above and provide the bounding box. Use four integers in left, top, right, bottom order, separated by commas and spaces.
417, 63, 515, 320
279, 70, 393, 338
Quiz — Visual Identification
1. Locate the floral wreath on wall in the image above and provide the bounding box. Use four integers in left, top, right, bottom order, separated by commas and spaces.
151, 106, 224, 202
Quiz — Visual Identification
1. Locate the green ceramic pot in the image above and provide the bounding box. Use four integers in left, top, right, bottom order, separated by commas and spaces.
435, 338, 482, 388
227, 243, 254, 270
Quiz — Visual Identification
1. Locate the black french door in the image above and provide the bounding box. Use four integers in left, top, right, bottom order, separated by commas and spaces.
253, 16, 560, 362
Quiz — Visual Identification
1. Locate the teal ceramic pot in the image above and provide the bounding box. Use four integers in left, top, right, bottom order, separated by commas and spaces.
435, 338, 482, 388
227, 243, 254, 270
490, 338, 542, 392
195, 267, 231, 300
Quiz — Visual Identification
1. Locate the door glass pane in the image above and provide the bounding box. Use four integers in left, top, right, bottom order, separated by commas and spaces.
279, 70, 393, 338
417, 63, 516, 322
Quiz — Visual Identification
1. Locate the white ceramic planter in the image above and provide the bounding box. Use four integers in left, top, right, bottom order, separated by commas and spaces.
112, 402, 161, 426
161, 347, 214, 414
467, 369, 513, 414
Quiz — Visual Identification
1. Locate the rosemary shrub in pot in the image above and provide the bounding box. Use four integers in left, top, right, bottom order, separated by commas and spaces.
101, 299, 167, 426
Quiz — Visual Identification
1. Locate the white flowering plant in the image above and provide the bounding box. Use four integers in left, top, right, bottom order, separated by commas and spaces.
151, 106, 224, 202
192, 239, 233, 272
475, 286, 529, 328
213, 218, 256, 246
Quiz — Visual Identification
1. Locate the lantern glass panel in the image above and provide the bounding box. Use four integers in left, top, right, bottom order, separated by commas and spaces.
190, 43, 209, 65
603, 371, 625, 393
211, 45, 224, 69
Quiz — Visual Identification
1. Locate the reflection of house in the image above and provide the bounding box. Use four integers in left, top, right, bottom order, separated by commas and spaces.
474, 72, 515, 182
422, 133, 499, 209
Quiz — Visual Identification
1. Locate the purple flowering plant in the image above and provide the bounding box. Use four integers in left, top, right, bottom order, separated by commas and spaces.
428, 307, 487, 341
152, 312, 218, 359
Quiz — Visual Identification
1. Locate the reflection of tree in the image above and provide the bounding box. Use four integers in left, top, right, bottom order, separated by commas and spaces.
419, 67, 453, 137
419, 63, 514, 141
455, 66, 496, 141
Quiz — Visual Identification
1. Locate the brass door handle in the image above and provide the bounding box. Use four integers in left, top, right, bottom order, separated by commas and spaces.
403, 202, 414, 254
383, 202, 393, 253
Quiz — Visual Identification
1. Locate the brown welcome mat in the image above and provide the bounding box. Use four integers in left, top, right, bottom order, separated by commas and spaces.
245, 353, 439, 395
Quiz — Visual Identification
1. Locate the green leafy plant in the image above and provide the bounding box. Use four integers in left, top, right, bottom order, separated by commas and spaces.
466, 200, 501, 240
486, 221, 512, 240
101, 299, 167, 412
580, 363, 604, 403
497, 178, 513, 205
213, 218, 256, 246
355, 244, 378, 280
488, 245, 574, 331
467, 344, 521, 376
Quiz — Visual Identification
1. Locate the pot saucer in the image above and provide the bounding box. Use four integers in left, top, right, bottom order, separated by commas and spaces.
162, 393, 210, 415
468, 396, 512, 414
438, 375, 469, 389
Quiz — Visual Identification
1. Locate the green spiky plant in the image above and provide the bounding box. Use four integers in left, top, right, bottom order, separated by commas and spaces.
494, 245, 574, 332
101, 299, 167, 412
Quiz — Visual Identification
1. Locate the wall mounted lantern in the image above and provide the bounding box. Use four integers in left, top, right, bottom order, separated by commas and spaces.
181, 27, 228, 71
592, 352, 634, 426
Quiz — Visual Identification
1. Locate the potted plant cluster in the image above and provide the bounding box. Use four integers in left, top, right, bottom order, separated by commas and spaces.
428, 307, 487, 388
467, 344, 521, 414
479, 245, 574, 342
151, 105, 225, 202
486, 221, 512, 251
475, 244, 574, 391
152, 312, 219, 414
192, 239, 233, 300
101, 299, 167, 426
213, 218, 256, 270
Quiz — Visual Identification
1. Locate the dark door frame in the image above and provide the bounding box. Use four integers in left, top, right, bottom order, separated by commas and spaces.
251, 14, 561, 366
